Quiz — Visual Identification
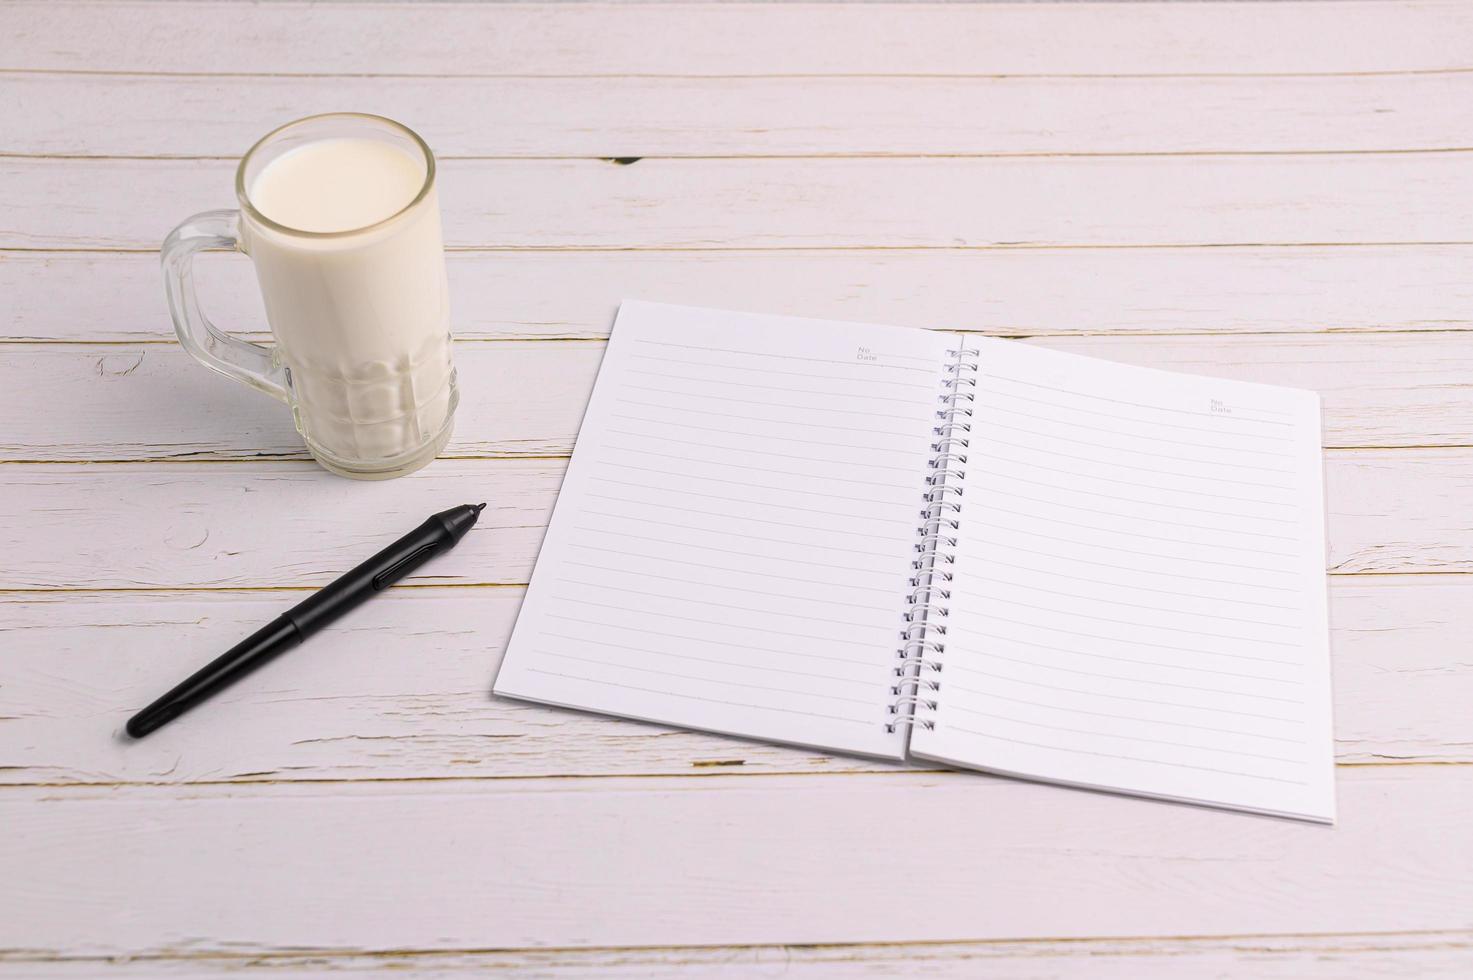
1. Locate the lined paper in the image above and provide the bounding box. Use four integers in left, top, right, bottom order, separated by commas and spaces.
494, 301, 1334, 819
494, 301, 953, 758
909, 337, 1335, 821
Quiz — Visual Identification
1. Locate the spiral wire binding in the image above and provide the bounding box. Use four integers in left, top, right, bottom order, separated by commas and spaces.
887, 346, 979, 733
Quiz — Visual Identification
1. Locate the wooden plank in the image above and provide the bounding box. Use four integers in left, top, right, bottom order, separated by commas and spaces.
0, 460, 563, 590
2, 1, 1467, 77
1, 449, 1470, 593
0, 586, 886, 785
13, 246, 1473, 343
0, 574, 1469, 787
0, 342, 599, 462
1326, 449, 1473, 574
9, 71, 1471, 158
2, 333, 1471, 463
3, 767, 1471, 956
5, 932, 1471, 978
7, 154, 1473, 251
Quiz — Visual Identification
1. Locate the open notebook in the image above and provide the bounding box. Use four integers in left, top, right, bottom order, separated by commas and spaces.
494, 301, 1335, 823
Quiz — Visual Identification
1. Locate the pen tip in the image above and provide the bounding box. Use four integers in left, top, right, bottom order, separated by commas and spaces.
474, 502, 486, 513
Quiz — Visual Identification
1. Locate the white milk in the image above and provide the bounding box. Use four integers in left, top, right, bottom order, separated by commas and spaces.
241, 136, 455, 471
249, 137, 423, 234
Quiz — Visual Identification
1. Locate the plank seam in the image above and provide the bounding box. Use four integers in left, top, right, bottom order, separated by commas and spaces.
2, 564, 1472, 598
12, 243, 1473, 255
11, 148, 1473, 162
12, 242, 1473, 255
0, 926, 1469, 967
0, 759, 1462, 795
8, 326, 1473, 345
1, 447, 1467, 467
3, 68, 1473, 81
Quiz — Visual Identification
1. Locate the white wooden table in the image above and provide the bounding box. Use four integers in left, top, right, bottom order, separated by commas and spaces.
3, 1, 1472, 975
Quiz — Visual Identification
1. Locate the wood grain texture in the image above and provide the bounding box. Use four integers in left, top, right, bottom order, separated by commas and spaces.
4, 768, 1472, 957
8, 154, 1473, 251
1, 461, 562, 590
5, 0, 1471, 972
4, 1, 1469, 76
12, 246, 1473, 343
10, 71, 1473, 158
0, 575, 1469, 787
1325, 450, 1473, 574
2, 451, 1472, 593
3, 333, 1471, 463
5, 932, 1472, 978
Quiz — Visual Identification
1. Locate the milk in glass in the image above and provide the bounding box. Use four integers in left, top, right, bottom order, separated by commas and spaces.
241, 136, 455, 470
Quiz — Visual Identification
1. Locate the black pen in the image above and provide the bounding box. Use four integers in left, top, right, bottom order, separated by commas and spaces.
125, 503, 485, 739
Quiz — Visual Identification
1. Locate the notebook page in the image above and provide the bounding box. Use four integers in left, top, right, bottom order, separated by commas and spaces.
494, 301, 955, 759
910, 338, 1334, 821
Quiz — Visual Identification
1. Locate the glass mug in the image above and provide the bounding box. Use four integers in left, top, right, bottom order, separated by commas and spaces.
162, 113, 457, 479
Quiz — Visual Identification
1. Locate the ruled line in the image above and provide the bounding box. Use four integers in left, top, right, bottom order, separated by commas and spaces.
547, 615, 877, 667
618, 399, 915, 437
526, 668, 871, 726
969, 574, 1300, 628
973, 386, 1293, 443
570, 535, 899, 577
591, 478, 916, 527
555, 597, 881, 646
626, 368, 928, 405
560, 566, 892, 612
975, 433, 1294, 491
978, 494, 1300, 542
541, 633, 880, 688
968, 631, 1304, 685
937, 724, 1308, 784
981, 373, 1295, 428
558, 580, 891, 630
942, 696, 1302, 743
604, 430, 918, 474
633, 337, 939, 370
949, 708, 1305, 764
973, 523, 1301, 577
977, 555, 1302, 610
969, 469, 1299, 523
621, 386, 921, 423
565, 557, 889, 604
972, 398, 1295, 459
964, 649, 1303, 704
534, 651, 876, 707
601, 463, 908, 505
598, 442, 907, 489
974, 415, 1294, 471
586, 494, 914, 542
944, 673, 1301, 723
568, 546, 897, 590
631, 352, 934, 390
576, 521, 898, 559
1227, 402, 1296, 420
974, 503, 1299, 557
976, 595, 1302, 648
609, 412, 920, 455
981, 452, 1297, 507
1236, 409, 1297, 424
979, 610, 1303, 666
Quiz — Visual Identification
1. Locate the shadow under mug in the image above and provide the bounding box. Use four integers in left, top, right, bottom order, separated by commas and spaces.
161, 113, 458, 480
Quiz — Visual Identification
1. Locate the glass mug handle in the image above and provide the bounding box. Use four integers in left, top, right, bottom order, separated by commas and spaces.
161, 209, 290, 403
